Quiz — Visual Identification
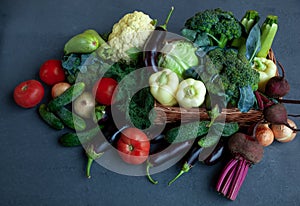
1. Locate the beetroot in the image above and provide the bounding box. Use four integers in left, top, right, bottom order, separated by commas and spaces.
263, 103, 300, 131
216, 133, 264, 200
265, 61, 290, 98
263, 103, 288, 125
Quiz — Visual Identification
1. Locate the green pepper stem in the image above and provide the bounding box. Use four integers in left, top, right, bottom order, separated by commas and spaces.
254, 58, 266, 71
86, 156, 94, 179
168, 162, 190, 186
146, 161, 158, 184
160, 6, 174, 30
185, 85, 196, 98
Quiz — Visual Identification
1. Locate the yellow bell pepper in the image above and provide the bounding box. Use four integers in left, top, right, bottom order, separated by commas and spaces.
175, 78, 206, 109
252, 57, 277, 92
149, 69, 179, 106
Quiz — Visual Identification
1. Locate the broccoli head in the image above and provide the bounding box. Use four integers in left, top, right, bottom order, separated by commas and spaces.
202, 48, 259, 106
183, 8, 242, 48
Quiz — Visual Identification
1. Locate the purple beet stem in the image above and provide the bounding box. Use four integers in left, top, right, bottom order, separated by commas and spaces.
216, 157, 250, 201
216, 159, 238, 191
254, 91, 264, 110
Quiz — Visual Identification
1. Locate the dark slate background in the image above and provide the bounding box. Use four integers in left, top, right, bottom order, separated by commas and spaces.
1, 0, 300, 205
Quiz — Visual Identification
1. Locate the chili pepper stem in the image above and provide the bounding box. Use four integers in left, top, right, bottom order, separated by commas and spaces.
168, 162, 191, 186
146, 161, 158, 185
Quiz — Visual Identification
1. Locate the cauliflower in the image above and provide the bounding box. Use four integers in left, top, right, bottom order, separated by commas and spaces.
108, 11, 155, 62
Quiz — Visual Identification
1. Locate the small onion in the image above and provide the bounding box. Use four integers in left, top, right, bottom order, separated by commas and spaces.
255, 123, 274, 147
270, 119, 297, 142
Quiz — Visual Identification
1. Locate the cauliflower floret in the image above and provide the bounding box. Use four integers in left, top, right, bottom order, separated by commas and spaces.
108, 11, 155, 62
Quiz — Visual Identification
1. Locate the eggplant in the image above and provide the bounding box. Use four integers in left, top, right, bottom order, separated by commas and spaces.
168, 139, 225, 185
143, 7, 174, 72
146, 140, 193, 184
85, 107, 129, 178
202, 139, 225, 166
168, 143, 203, 185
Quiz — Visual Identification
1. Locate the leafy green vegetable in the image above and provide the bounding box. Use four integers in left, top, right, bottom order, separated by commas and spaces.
238, 86, 256, 113
158, 40, 198, 79
246, 23, 261, 62
104, 61, 155, 130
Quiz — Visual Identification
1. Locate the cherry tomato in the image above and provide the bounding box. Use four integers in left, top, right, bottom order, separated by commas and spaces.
51, 82, 71, 98
39, 59, 66, 85
13, 80, 44, 108
93, 77, 118, 105
117, 127, 150, 165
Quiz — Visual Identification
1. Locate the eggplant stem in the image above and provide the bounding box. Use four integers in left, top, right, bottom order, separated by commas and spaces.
168, 162, 191, 186
86, 157, 93, 179
146, 161, 158, 185
168, 170, 185, 186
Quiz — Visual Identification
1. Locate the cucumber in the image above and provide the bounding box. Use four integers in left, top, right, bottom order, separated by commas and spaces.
165, 121, 210, 143
55, 106, 86, 131
59, 126, 101, 147
165, 121, 239, 144
38, 104, 64, 130
48, 82, 85, 112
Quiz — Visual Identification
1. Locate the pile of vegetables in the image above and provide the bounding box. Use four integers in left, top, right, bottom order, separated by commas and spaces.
13, 7, 300, 201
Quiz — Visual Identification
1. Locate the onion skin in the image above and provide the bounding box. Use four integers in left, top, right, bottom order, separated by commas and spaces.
255, 123, 274, 146
271, 119, 297, 142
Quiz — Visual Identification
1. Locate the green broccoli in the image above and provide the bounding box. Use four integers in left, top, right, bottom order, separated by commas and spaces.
183, 8, 242, 48
201, 48, 260, 106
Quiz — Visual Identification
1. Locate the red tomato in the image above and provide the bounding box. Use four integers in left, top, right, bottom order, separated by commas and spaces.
51, 82, 71, 98
93, 77, 118, 105
13, 80, 44, 108
39, 59, 66, 85
117, 127, 150, 165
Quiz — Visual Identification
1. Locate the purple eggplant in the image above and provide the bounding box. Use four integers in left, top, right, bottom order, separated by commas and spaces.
146, 140, 193, 184
168, 139, 225, 185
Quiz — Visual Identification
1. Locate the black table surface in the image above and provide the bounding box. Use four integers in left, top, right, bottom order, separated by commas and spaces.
1, 0, 300, 205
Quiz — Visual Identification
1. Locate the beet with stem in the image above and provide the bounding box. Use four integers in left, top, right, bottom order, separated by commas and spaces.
263, 103, 300, 132
216, 132, 264, 200
265, 61, 290, 98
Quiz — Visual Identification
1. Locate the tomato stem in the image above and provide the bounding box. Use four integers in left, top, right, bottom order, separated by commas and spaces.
129, 144, 134, 151
21, 85, 28, 91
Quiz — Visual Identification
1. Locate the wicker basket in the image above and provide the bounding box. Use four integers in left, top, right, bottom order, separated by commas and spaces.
153, 49, 277, 128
